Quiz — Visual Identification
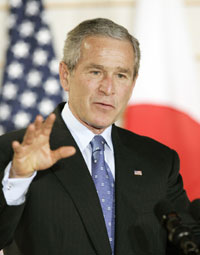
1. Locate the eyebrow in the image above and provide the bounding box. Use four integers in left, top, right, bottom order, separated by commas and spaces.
85, 63, 132, 76
115, 67, 132, 76
85, 64, 104, 70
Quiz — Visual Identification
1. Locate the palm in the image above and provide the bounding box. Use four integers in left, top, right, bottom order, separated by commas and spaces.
14, 137, 53, 173
11, 114, 75, 178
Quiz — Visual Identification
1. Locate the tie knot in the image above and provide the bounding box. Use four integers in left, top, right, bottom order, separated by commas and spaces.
90, 135, 105, 153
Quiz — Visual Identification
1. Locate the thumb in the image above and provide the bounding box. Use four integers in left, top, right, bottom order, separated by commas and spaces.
52, 146, 76, 163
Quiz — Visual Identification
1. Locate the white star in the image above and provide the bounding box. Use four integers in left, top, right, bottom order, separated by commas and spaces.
13, 111, 31, 128
27, 70, 42, 87
44, 78, 60, 95
2, 83, 18, 100
20, 91, 37, 108
26, 1, 40, 16
10, 0, 22, 8
7, 62, 23, 79
33, 49, 48, 65
0, 104, 11, 120
40, 11, 48, 24
7, 14, 17, 29
0, 125, 5, 135
12, 41, 30, 58
49, 59, 59, 74
36, 28, 51, 45
62, 91, 68, 101
19, 21, 34, 37
38, 99, 55, 116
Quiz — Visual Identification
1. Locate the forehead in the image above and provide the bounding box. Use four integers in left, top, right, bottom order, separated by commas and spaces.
81, 36, 134, 55
78, 36, 135, 70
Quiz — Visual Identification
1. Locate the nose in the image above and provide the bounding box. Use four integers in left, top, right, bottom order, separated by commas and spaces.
99, 75, 114, 96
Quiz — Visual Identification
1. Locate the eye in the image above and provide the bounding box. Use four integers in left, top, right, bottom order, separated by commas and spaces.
117, 73, 127, 79
90, 70, 101, 76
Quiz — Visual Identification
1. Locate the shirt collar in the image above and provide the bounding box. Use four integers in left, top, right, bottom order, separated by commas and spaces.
61, 103, 113, 153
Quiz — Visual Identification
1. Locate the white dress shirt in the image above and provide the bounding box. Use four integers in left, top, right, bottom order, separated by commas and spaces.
2, 103, 115, 205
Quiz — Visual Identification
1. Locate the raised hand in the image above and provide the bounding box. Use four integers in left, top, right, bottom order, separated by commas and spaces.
10, 114, 76, 178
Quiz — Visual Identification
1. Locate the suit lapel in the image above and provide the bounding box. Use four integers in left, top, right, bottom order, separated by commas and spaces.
49, 104, 111, 255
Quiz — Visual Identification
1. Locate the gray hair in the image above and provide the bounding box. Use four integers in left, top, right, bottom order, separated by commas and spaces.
62, 18, 141, 79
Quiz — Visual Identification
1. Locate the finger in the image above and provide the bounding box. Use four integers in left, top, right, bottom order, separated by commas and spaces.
12, 140, 22, 154
22, 124, 35, 145
42, 113, 56, 136
52, 146, 76, 163
34, 115, 44, 134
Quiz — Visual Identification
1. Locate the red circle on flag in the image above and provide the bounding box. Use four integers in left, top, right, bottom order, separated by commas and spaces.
124, 104, 200, 201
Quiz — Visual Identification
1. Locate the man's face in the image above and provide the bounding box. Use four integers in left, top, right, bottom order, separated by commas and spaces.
60, 36, 137, 133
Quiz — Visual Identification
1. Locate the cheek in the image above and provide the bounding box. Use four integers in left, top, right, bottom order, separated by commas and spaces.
118, 86, 133, 104
70, 82, 89, 100
71, 86, 92, 111
78, 78, 97, 96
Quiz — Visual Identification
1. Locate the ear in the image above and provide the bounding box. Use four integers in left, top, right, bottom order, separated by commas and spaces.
59, 61, 70, 92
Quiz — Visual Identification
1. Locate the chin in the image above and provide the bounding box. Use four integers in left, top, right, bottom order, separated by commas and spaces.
91, 119, 113, 129
85, 114, 115, 130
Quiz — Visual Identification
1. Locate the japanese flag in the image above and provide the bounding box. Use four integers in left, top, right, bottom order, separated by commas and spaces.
124, 0, 200, 200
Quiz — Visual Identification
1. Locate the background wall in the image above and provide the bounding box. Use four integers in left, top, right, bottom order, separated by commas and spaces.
0, 0, 200, 87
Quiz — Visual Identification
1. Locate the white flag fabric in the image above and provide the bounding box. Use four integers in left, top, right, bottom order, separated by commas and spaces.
124, 0, 200, 200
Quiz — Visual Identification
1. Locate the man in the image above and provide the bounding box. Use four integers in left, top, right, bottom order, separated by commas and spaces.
0, 18, 198, 255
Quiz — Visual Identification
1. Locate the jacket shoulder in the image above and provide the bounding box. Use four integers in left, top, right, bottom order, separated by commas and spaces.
114, 125, 176, 155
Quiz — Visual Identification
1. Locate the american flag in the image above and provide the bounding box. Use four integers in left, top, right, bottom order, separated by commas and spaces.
0, 0, 63, 135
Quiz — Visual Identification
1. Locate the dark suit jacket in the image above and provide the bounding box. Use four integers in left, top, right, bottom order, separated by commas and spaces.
0, 103, 196, 255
